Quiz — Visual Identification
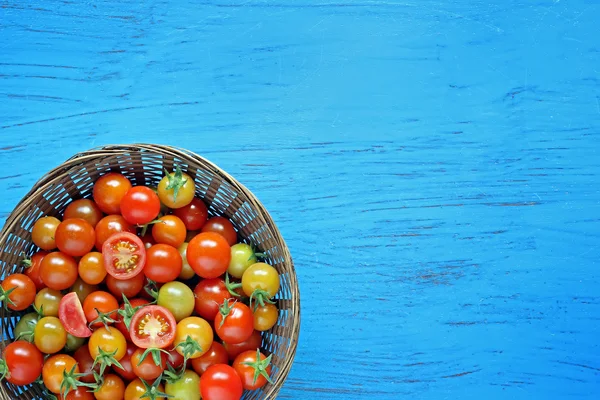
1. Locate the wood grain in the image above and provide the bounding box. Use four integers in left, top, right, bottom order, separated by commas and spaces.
1, 0, 599, 399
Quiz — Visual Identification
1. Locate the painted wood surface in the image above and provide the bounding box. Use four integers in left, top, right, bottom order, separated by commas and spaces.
1, 1, 599, 399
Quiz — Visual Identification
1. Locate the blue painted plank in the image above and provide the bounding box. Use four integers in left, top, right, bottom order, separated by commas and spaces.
1, 0, 600, 399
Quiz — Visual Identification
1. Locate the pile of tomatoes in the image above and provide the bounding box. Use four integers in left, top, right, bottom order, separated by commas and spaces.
0, 168, 281, 400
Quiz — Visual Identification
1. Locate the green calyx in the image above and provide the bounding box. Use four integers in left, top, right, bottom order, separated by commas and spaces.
0, 359, 9, 381
89, 308, 117, 330
92, 347, 124, 376
175, 335, 202, 368
250, 245, 267, 261
0, 286, 17, 310
164, 165, 187, 202
118, 294, 145, 330
140, 376, 173, 400
243, 348, 274, 385
218, 299, 237, 328
60, 364, 97, 399
140, 219, 164, 237
138, 347, 169, 367
21, 255, 32, 268
162, 363, 184, 384
144, 279, 160, 301
249, 289, 276, 311
224, 273, 242, 298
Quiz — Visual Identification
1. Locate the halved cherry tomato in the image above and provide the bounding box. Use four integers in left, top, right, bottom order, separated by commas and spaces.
40, 252, 78, 291
131, 347, 167, 381
120, 186, 161, 225
34, 288, 63, 317
93, 173, 132, 215
112, 342, 138, 381
174, 316, 213, 359
23, 250, 49, 291
55, 218, 96, 257
78, 251, 106, 285
144, 244, 182, 283
152, 215, 186, 248
63, 199, 104, 228
106, 273, 145, 299
0, 340, 43, 385
0, 273, 36, 311
157, 167, 195, 209
31, 216, 61, 251
73, 345, 100, 384
129, 305, 176, 349
191, 341, 228, 375
186, 232, 231, 279
82, 291, 118, 328
201, 216, 237, 246
173, 198, 208, 231
34, 316, 67, 354
42, 354, 79, 394
193, 278, 231, 321
200, 364, 243, 400
95, 215, 136, 250
233, 349, 272, 390
223, 330, 262, 361
214, 300, 254, 344
94, 373, 125, 400
59, 292, 92, 338
103, 232, 146, 280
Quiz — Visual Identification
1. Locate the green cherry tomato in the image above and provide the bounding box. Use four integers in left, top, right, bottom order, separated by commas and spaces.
65, 333, 87, 352
165, 370, 202, 400
157, 281, 195, 322
14, 312, 40, 342
228, 243, 257, 279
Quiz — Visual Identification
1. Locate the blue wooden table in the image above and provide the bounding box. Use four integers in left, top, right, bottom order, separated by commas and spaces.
1, 1, 599, 399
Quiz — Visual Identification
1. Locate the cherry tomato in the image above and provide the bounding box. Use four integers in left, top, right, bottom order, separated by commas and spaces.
78, 251, 106, 285
172, 198, 208, 231
157, 281, 195, 322
70, 277, 98, 304
144, 244, 182, 283
131, 347, 166, 381
152, 215, 186, 248
167, 347, 185, 369
63, 199, 104, 228
201, 217, 237, 246
55, 218, 96, 257
0, 340, 43, 385
102, 232, 146, 280
32, 216, 61, 250
95, 215, 136, 250
120, 186, 161, 225
82, 291, 119, 328
35, 287, 63, 317
242, 262, 280, 304
88, 327, 127, 362
73, 345, 99, 384
23, 250, 49, 291
191, 341, 228, 375
233, 349, 272, 390
112, 342, 138, 381
93, 173, 132, 215
223, 330, 262, 361
106, 273, 145, 300
200, 364, 243, 400
228, 243, 257, 279
115, 298, 149, 342
13, 312, 39, 343
165, 370, 202, 400
59, 292, 92, 338
174, 317, 213, 359
214, 300, 254, 344
129, 305, 176, 349
186, 232, 231, 279
65, 334, 86, 352
193, 278, 231, 321
173, 243, 194, 280
0, 273, 36, 311
254, 303, 279, 331
94, 373, 125, 400
157, 168, 195, 209
125, 378, 167, 400
40, 251, 78, 291
59, 386, 95, 400
140, 233, 156, 249
34, 316, 67, 354
42, 354, 79, 394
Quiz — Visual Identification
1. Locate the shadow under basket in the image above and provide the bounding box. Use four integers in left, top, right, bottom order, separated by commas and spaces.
0, 144, 300, 400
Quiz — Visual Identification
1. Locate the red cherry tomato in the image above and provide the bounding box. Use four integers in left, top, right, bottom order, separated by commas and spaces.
186, 232, 231, 279
106, 273, 145, 299
191, 341, 228, 375
120, 186, 161, 225
95, 215, 136, 250
23, 251, 49, 291
82, 291, 119, 328
58, 292, 92, 338
131, 347, 167, 381
140, 233, 156, 249
73, 345, 100, 383
193, 278, 232, 321
172, 198, 208, 231
201, 216, 237, 246
214, 300, 254, 344
129, 305, 176, 349
55, 218, 96, 257
144, 244, 182, 283
223, 330, 262, 361
167, 347, 186, 369
115, 298, 149, 342
233, 349, 272, 390
102, 232, 146, 280
0, 340, 43, 385
39, 252, 78, 291
63, 199, 104, 228
93, 173, 132, 215
200, 364, 243, 400
0, 273, 36, 311
152, 215, 187, 248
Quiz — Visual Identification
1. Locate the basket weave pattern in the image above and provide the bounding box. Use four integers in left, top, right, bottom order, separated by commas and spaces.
0, 144, 300, 400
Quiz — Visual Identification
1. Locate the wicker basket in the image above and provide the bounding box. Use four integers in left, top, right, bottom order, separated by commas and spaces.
0, 144, 300, 400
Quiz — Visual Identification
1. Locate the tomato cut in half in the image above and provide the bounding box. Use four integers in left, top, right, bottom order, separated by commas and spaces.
129, 305, 176, 349
103, 232, 146, 280
58, 292, 92, 338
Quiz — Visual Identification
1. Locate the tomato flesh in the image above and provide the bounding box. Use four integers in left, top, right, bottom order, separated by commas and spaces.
103, 232, 146, 280
58, 292, 92, 338
129, 305, 176, 349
